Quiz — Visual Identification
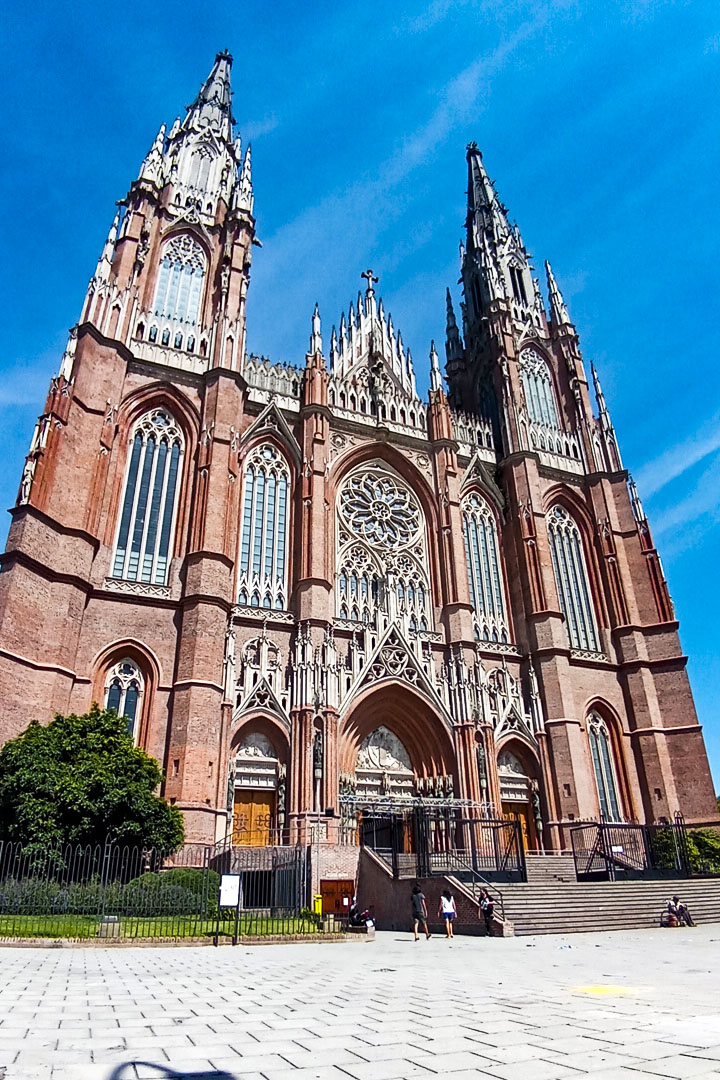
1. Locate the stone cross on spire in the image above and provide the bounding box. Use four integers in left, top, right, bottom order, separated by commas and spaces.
361, 269, 378, 294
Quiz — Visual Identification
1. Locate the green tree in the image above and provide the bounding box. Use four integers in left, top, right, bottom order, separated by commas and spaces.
0, 704, 184, 851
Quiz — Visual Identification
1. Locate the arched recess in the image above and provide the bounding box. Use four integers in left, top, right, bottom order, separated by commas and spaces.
339, 682, 456, 786
91, 638, 161, 750
105, 383, 201, 559
495, 735, 543, 851
229, 713, 290, 846
584, 700, 632, 822
518, 345, 563, 428
542, 483, 609, 636
235, 438, 296, 611
329, 442, 442, 610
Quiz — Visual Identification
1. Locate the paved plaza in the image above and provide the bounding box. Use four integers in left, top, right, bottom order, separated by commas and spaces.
2, 926, 720, 1080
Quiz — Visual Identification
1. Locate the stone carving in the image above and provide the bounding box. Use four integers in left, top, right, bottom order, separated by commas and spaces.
236, 732, 277, 759
339, 470, 420, 551
357, 726, 412, 773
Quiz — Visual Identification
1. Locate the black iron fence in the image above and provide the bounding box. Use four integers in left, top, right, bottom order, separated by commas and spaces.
358, 804, 526, 882
211, 841, 317, 939
570, 818, 720, 881
0, 839, 318, 941
0, 841, 214, 940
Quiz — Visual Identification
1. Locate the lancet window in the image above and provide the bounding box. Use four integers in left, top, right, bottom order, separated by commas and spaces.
520, 349, 559, 428
547, 505, 600, 651
236, 444, 290, 610
461, 493, 510, 643
105, 659, 144, 740
588, 713, 622, 821
112, 410, 184, 585
336, 464, 431, 634
152, 235, 206, 326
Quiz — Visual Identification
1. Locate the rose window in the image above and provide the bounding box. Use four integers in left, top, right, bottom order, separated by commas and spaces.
339, 472, 420, 551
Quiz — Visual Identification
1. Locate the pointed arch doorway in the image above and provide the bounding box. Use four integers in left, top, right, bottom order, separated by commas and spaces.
497, 743, 542, 851
339, 683, 459, 857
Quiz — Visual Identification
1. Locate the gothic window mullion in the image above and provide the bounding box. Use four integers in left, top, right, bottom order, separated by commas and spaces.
139, 438, 166, 583
560, 528, 584, 648
155, 440, 182, 585
146, 439, 171, 584
113, 434, 143, 579
135, 434, 163, 583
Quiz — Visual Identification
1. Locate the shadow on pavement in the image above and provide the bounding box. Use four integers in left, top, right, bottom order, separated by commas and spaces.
108, 1065, 237, 1080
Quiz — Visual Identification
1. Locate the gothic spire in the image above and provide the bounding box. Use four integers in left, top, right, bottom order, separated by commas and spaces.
309, 303, 323, 355
181, 50, 235, 143
445, 288, 463, 363
465, 142, 511, 254
93, 208, 120, 283
592, 362, 623, 470
429, 340, 442, 392
545, 261, 572, 328
138, 124, 166, 185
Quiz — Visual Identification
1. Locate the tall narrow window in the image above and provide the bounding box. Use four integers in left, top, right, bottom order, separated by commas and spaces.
237, 444, 290, 610
152, 235, 206, 326
112, 410, 184, 585
520, 349, 559, 428
105, 658, 144, 740
588, 713, 622, 821
547, 505, 600, 651
462, 493, 509, 643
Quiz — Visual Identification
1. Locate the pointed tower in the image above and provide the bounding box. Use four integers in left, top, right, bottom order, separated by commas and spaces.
0, 54, 263, 844
80, 50, 255, 375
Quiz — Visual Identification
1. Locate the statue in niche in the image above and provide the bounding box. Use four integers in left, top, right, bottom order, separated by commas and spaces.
313, 730, 323, 779
530, 779, 543, 835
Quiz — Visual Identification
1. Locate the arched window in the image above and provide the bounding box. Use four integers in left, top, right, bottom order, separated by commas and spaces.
152, 235, 206, 326
105, 658, 144, 739
462, 493, 509, 643
588, 712, 622, 821
336, 463, 432, 635
237, 444, 290, 610
112, 409, 184, 585
520, 349, 559, 428
547, 505, 600, 651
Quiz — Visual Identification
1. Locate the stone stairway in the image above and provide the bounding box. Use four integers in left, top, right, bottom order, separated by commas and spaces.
451, 875, 720, 936
524, 853, 576, 883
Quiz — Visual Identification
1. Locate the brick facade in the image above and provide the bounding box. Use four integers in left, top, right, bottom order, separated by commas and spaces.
0, 54, 716, 859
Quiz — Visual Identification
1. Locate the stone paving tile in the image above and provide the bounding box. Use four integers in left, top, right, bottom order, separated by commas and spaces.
687, 1049, 720, 1062
632, 1055, 720, 1078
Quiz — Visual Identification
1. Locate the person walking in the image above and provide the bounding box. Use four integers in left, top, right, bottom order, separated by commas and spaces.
438, 888, 457, 938
411, 884, 431, 941
478, 887, 495, 936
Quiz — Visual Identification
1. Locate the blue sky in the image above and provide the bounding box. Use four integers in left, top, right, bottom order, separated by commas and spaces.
2, 1, 719, 790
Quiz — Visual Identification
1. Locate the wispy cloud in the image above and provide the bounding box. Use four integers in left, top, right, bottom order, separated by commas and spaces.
635, 411, 720, 499
249, 14, 548, 359
243, 115, 280, 141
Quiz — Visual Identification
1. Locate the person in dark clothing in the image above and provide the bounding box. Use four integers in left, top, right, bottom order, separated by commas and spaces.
478, 887, 495, 936
667, 895, 695, 926
411, 884, 431, 941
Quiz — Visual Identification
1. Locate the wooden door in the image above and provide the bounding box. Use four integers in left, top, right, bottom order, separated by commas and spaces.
320, 878, 354, 916
503, 802, 534, 851
233, 789, 275, 846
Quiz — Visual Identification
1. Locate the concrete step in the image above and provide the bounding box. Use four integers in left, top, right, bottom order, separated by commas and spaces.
451, 874, 720, 936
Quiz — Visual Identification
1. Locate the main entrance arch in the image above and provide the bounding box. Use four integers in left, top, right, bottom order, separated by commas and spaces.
339, 682, 457, 795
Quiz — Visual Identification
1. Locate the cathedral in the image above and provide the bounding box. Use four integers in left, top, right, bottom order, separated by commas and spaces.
0, 52, 715, 858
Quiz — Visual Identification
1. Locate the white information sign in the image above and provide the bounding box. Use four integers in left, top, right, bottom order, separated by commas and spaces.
219, 874, 241, 908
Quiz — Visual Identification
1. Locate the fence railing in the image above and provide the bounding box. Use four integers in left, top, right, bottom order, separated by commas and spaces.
0, 839, 319, 941
358, 806, 526, 882
570, 819, 720, 881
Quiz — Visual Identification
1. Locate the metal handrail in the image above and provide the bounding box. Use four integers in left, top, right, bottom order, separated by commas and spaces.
439, 851, 505, 920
